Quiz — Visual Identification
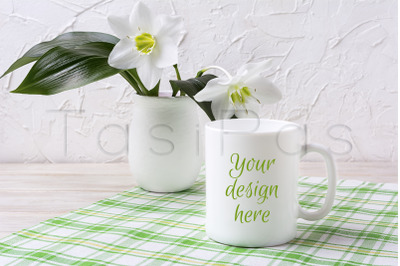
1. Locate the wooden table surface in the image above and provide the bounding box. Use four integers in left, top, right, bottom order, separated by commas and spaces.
0, 162, 397, 239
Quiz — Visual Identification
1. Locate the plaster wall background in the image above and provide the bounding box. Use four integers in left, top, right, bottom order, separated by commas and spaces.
0, 0, 397, 162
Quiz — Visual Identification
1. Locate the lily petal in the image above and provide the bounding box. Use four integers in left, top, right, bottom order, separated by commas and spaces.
108, 15, 136, 39
152, 36, 178, 68
136, 58, 162, 89
194, 78, 228, 102
130, 2, 155, 33
245, 75, 282, 104
211, 94, 235, 120
155, 15, 185, 43
237, 60, 272, 80
108, 38, 143, 70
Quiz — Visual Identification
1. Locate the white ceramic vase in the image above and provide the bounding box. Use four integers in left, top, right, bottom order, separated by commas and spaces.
129, 94, 201, 192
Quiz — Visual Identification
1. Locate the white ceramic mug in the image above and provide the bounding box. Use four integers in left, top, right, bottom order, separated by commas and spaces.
205, 119, 336, 247
129, 95, 201, 192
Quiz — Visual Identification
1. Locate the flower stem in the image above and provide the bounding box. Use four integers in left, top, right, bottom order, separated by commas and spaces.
173, 64, 181, 80
120, 72, 143, 95
199, 65, 233, 82
173, 64, 185, 96
196, 69, 205, 77
127, 69, 150, 95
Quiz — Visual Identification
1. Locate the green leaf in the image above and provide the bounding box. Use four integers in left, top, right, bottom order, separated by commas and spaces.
170, 80, 181, 97
11, 42, 120, 95
124, 68, 162, 96
148, 80, 160, 96
1, 32, 119, 78
120, 71, 143, 95
169, 74, 217, 121
126, 68, 149, 94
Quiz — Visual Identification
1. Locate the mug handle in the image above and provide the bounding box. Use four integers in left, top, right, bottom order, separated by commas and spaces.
298, 143, 337, 221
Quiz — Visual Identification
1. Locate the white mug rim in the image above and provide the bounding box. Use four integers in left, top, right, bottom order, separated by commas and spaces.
205, 119, 300, 135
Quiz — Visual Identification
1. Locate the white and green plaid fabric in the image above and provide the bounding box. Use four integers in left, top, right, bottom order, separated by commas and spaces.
0, 174, 397, 265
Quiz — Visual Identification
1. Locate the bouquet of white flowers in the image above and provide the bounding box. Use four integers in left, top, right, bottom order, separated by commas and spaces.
1, 2, 281, 121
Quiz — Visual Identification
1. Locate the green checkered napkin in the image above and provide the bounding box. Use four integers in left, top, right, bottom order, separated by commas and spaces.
0, 173, 397, 265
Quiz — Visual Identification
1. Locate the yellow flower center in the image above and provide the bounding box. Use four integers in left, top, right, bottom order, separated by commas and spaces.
230, 85, 252, 105
134, 32, 156, 55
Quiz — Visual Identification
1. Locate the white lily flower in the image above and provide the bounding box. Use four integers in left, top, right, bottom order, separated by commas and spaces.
107, 2, 184, 89
194, 61, 282, 120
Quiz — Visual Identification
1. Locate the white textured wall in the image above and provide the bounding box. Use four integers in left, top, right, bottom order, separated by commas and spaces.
0, 0, 397, 163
